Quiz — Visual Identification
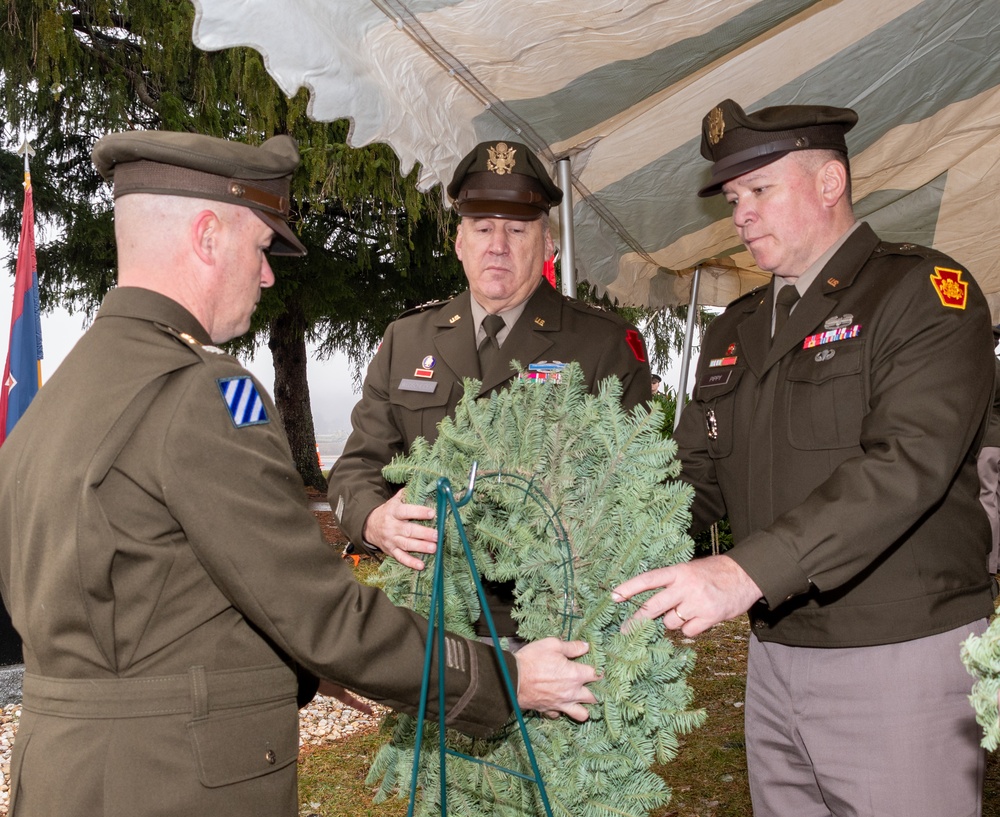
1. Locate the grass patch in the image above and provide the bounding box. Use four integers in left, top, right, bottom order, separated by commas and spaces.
298, 725, 407, 817
650, 621, 751, 817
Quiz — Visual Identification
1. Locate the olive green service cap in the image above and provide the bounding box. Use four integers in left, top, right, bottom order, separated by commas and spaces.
447, 140, 563, 220
698, 99, 858, 197
92, 131, 307, 256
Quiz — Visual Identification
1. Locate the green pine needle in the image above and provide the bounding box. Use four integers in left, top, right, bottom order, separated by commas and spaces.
369, 362, 706, 816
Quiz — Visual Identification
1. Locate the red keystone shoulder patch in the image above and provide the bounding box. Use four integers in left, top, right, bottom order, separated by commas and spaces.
929, 266, 968, 309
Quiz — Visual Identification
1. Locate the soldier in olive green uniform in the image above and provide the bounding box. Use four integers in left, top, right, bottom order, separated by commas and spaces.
328, 140, 650, 638
614, 100, 995, 816
0, 131, 598, 817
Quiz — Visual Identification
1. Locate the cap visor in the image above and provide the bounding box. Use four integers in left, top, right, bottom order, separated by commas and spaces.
456, 200, 545, 221
697, 151, 793, 198
254, 210, 307, 256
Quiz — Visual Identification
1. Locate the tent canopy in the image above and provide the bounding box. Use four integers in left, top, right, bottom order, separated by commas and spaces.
190, 0, 1000, 316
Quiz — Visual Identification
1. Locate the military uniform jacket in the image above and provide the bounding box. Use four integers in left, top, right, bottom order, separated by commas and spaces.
329, 281, 651, 545
983, 356, 1000, 448
0, 288, 518, 817
677, 222, 996, 648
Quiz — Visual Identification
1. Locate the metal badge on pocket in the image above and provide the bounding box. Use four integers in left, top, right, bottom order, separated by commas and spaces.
705, 408, 718, 440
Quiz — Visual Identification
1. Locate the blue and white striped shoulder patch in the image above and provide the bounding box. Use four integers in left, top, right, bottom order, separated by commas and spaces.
217, 376, 269, 428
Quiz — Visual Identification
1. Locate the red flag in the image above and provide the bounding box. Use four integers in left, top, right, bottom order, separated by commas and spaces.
543, 253, 556, 288
0, 166, 43, 446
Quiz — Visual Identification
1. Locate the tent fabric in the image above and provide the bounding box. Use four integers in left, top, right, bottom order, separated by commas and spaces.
191, 0, 1000, 315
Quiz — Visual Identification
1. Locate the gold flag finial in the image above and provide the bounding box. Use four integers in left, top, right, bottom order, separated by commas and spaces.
17, 139, 34, 187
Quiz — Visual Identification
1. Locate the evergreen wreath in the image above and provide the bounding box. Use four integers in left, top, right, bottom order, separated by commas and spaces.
367, 362, 706, 816
962, 622, 1000, 749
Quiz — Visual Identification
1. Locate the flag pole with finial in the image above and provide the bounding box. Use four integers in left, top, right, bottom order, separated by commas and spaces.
17, 138, 35, 176
0, 137, 43, 446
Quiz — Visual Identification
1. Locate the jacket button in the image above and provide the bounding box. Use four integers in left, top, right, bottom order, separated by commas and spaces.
265, 749, 277, 765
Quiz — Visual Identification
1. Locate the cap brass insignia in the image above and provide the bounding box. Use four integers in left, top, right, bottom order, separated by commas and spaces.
487, 142, 517, 175
707, 107, 725, 146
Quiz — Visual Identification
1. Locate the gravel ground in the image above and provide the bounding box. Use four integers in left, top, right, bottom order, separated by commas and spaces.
0, 705, 13, 816
0, 694, 384, 816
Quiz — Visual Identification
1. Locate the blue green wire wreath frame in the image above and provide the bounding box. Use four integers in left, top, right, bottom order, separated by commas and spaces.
367, 362, 706, 817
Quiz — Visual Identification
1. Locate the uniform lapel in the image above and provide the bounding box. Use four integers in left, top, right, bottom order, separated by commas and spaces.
478, 282, 558, 396
431, 291, 481, 379
758, 223, 879, 371
763, 286, 835, 367
736, 286, 772, 378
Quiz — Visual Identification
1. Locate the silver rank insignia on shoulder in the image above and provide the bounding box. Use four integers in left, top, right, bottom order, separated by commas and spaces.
166, 328, 224, 355
705, 408, 718, 440
217, 376, 269, 428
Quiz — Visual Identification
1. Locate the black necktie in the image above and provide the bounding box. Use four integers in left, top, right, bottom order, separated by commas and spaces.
773, 285, 800, 342
478, 314, 506, 374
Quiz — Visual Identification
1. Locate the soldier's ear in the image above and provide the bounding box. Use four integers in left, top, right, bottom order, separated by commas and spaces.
819, 159, 848, 208
192, 209, 221, 265
454, 220, 465, 262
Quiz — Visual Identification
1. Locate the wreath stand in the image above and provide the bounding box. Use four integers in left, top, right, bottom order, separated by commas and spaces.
407, 463, 554, 817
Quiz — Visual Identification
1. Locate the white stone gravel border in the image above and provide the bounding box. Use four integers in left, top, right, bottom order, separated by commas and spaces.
0, 695, 385, 816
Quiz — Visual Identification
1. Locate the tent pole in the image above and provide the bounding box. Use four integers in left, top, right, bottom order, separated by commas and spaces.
556, 158, 576, 298
674, 265, 701, 430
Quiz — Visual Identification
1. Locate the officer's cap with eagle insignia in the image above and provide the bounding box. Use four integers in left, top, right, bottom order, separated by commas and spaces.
698, 99, 858, 198
446, 140, 563, 220
92, 130, 307, 256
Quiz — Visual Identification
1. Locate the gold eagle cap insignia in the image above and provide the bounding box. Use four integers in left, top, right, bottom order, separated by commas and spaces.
487, 142, 517, 175
707, 107, 725, 146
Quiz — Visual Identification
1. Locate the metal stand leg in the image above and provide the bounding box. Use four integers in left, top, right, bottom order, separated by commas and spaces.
407, 463, 554, 817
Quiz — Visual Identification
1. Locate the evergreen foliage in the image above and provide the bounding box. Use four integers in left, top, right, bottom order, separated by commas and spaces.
0, 2, 702, 490
961, 622, 1000, 750
0, 0, 466, 487
368, 363, 705, 816
650, 392, 676, 437
0, 0, 467, 344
